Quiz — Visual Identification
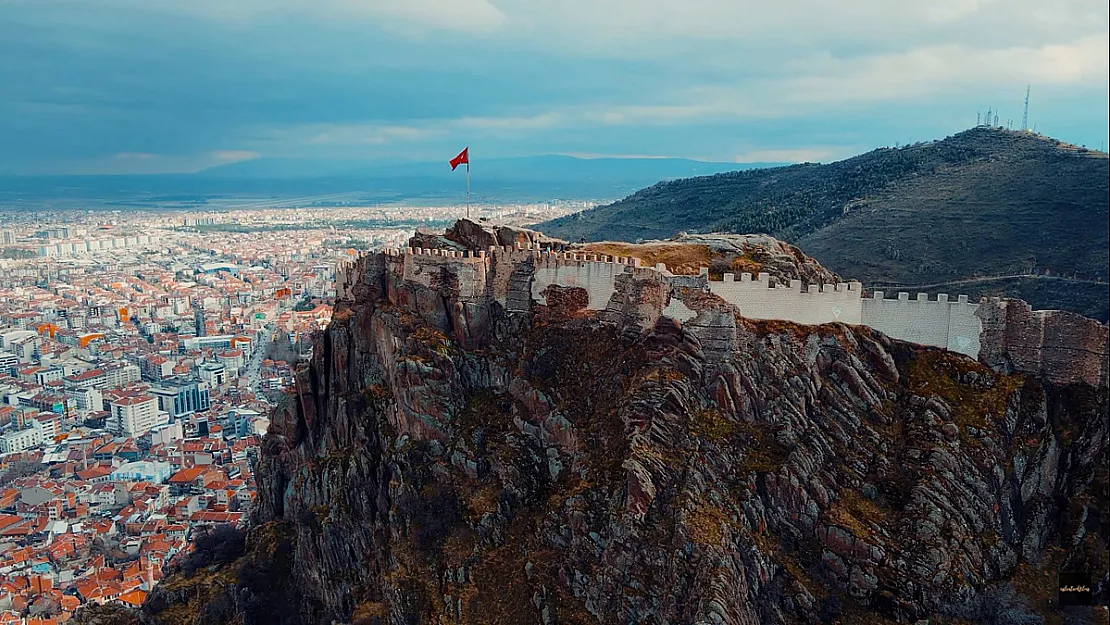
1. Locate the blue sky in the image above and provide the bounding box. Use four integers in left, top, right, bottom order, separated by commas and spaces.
1, 0, 1107, 174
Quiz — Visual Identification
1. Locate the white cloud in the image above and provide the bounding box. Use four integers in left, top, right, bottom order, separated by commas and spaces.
494, 0, 1105, 53
135, 0, 507, 34
211, 150, 260, 162
556, 152, 675, 159
454, 113, 563, 131
786, 35, 1109, 104
300, 124, 438, 146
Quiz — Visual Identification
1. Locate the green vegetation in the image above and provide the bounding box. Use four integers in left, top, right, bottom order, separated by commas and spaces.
146, 522, 302, 625
538, 128, 1108, 319
0, 460, 43, 485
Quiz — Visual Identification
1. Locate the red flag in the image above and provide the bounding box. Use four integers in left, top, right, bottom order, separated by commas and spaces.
450, 147, 469, 171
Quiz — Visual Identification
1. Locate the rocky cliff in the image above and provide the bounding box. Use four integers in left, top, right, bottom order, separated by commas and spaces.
137, 223, 1108, 625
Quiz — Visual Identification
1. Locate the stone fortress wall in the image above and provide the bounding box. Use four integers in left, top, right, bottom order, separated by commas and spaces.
336, 243, 1106, 381
338, 243, 642, 311
706, 271, 865, 326
861, 291, 982, 358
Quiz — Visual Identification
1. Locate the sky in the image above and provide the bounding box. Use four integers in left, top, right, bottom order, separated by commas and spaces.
1, 0, 1107, 175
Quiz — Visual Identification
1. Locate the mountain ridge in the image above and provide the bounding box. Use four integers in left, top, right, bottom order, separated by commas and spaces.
197, 154, 779, 180
535, 127, 1109, 319
0, 156, 783, 208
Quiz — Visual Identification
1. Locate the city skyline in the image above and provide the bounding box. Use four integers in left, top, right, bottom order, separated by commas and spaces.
1, 0, 1107, 175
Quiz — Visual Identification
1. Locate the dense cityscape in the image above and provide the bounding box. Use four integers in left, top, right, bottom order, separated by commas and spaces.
0, 201, 584, 623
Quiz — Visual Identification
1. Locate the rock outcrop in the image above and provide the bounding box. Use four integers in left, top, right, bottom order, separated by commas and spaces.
140, 227, 1108, 625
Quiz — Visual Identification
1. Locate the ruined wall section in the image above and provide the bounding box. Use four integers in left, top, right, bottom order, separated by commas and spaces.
600, 266, 672, 330
363, 244, 632, 314
978, 298, 1109, 387
532, 250, 632, 311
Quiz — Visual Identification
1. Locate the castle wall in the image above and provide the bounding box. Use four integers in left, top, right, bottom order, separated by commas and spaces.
401, 247, 489, 301
860, 292, 981, 358
353, 248, 1102, 377
978, 298, 1108, 386
532, 251, 627, 311
706, 272, 864, 326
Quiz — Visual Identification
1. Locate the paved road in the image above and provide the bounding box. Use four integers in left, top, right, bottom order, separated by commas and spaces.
868, 273, 1105, 291
243, 324, 274, 402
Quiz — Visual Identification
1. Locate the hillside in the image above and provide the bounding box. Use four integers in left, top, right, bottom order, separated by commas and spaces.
536, 127, 1109, 319
111, 223, 1108, 625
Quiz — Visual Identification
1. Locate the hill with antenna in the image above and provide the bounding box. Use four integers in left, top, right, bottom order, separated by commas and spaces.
535, 127, 1109, 319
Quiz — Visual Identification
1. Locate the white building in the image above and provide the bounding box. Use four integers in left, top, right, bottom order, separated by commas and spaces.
107, 395, 167, 437
74, 387, 104, 416
198, 363, 227, 387
102, 362, 141, 389
33, 367, 65, 386
0, 427, 43, 453
111, 461, 173, 484
30, 412, 60, 440
63, 368, 106, 391
216, 350, 244, 374
150, 422, 184, 447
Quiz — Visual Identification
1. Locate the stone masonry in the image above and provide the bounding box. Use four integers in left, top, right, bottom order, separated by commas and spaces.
334, 244, 1108, 386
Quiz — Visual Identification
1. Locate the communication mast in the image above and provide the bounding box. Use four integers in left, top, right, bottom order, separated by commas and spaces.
1021, 85, 1030, 131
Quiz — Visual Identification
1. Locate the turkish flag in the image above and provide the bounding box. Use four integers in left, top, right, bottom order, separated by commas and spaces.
450, 147, 469, 171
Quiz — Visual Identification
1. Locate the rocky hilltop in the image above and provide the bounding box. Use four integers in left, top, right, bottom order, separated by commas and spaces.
129, 222, 1107, 625
535, 127, 1110, 321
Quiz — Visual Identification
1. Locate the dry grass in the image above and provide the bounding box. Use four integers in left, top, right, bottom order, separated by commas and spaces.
580, 242, 714, 275
1010, 546, 1067, 625
902, 349, 1023, 432
351, 601, 388, 625
687, 500, 730, 548
690, 408, 735, 443
827, 490, 887, 538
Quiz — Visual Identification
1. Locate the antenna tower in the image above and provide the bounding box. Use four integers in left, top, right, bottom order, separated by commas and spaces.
1021, 86, 1030, 131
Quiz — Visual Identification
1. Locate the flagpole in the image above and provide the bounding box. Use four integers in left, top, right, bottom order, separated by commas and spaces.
466, 161, 470, 220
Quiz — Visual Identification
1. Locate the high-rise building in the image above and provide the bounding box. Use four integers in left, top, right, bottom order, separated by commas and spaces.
151, 378, 211, 419
194, 307, 206, 337
0, 427, 43, 453
73, 387, 104, 416
108, 395, 166, 437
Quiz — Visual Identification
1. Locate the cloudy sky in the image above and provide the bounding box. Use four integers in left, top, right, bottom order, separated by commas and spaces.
1, 0, 1107, 174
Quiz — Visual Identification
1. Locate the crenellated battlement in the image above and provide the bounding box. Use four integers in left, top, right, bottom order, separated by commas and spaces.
338, 247, 993, 357
700, 268, 866, 326
860, 290, 982, 356
335, 242, 1104, 383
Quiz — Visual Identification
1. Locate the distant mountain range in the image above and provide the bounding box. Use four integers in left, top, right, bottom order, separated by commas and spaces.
535, 127, 1110, 320
199, 154, 776, 183
0, 156, 779, 209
